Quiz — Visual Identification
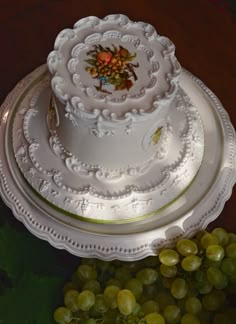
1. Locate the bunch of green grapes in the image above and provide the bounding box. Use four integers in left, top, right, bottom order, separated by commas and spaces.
54, 227, 236, 324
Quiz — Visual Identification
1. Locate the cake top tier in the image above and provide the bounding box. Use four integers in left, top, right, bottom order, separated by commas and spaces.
48, 14, 181, 120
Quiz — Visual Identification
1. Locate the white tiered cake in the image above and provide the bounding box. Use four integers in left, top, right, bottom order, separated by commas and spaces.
29, 14, 204, 223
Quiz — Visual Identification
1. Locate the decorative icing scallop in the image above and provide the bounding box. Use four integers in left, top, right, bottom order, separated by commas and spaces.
47, 15, 181, 123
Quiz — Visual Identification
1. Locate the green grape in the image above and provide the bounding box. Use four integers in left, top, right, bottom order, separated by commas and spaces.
144, 312, 165, 324
181, 313, 200, 324
64, 289, 79, 312
77, 290, 95, 311
96, 260, 112, 272
197, 280, 213, 294
207, 267, 228, 289
163, 304, 181, 323
200, 233, 219, 249
202, 290, 225, 311
92, 294, 108, 313
136, 268, 158, 285
106, 278, 122, 288
196, 272, 213, 293
85, 319, 97, 324
161, 277, 175, 289
71, 272, 81, 288
132, 302, 142, 315
143, 256, 159, 267
82, 279, 101, 294
115, 266, 131, 284
212, 228, 229, 246
76, 310, 90, 322
160, 264, 177, 278
81, 258, 97, 267
177, 298, 187, 313
141, 300, 160, 315
186, 281, 198, 297
99, 263, 116, 282
206, 244, 224, 261
215, 276, 228, 290
122, 261, 142, 273
205, 258, 222, 269
198, 310, 212, 324
117, 289, 136, 316
213, 312, 231, 324
181, 255, 202, 271
195, 230, 207, 243
226, 243, 236, 258
104, 285, 120, 309
63, 281, 78, 294
221, 258, 236, 276
195, 269, 205, 282
176, 239, 198, 256
54, 307, 72, 324
185, 297, 202, 315
126, 314, 141, 324
76, 265, 97, 283
125, 278, 143, 300
228, 233, 236, 244
88, 308, 100, 319
102, 308, 119, 324
155, 291, 176, 310
140, 284, 158, 303
159, 249, 180, 266
171, 278, 188, 299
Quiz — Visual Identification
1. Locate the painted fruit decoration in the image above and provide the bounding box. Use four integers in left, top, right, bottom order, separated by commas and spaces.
151, 127, 163, 145
85, 44, 139, 94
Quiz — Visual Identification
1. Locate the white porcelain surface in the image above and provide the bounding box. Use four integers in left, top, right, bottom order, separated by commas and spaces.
0, 64, 235, 260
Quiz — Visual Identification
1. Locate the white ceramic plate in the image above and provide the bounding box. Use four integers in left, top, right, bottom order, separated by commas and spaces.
0, 65, 235, 260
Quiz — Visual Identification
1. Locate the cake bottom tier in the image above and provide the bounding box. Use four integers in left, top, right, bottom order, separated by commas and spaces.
12, 67, 204, 223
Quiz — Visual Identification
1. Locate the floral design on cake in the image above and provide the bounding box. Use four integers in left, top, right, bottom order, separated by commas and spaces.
85, 44, 139, 93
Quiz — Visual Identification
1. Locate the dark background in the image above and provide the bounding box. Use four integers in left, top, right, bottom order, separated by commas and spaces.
0, 0, 235, 237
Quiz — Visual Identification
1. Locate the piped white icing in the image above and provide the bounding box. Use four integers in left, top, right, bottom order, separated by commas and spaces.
47, 14, 181, 122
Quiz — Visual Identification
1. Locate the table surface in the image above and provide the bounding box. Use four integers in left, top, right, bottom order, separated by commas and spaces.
0, 0, 235, 234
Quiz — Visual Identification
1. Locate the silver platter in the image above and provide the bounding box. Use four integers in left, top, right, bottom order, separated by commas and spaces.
0, 64, 235, 260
